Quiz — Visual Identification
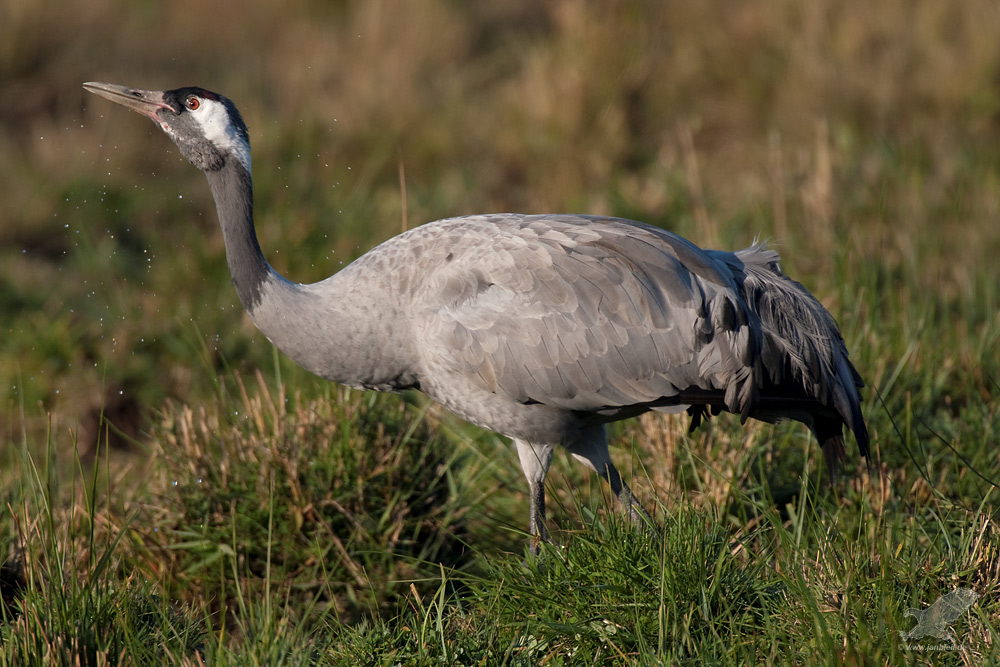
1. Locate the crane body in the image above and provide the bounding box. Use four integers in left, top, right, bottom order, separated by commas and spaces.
84, 82, 869, 545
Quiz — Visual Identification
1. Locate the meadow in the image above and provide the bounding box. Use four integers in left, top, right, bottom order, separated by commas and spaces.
1, 1, 998, 664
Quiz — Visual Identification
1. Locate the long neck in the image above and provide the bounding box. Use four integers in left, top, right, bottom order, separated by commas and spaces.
201, 158, 417, 391
204, 159, 272, 311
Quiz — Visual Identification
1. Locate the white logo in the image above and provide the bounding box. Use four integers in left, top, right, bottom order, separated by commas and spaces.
898, 588, 979, 643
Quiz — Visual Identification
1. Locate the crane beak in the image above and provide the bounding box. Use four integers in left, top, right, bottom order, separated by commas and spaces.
83, 82, 173, 121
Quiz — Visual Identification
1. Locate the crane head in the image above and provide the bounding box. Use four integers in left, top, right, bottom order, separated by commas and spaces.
84, 82, 250, 173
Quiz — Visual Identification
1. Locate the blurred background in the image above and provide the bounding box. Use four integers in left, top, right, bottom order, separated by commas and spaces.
2, 0, 999, 458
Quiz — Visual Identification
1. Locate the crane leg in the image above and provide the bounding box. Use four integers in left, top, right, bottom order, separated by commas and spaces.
600, 461, 654, 528
515, 439, 554, 553
568, 426, 654, 531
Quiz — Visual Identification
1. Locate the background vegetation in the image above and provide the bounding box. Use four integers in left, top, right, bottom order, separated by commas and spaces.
1, 0, 998, 664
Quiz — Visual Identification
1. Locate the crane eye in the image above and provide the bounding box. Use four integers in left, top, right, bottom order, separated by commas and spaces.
186, 96, 201, 111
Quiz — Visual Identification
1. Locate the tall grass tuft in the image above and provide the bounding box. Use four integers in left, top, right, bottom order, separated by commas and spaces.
0, 432, 203, 666
140, 372, 474, 622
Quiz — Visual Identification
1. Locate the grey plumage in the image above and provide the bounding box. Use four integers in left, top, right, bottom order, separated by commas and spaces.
84, 82, 869, 546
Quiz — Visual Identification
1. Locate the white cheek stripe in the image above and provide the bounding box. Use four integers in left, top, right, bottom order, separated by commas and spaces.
194, 99, 252, 172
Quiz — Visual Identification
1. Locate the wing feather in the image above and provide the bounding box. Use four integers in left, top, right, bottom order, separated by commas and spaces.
414, 215, 761, 414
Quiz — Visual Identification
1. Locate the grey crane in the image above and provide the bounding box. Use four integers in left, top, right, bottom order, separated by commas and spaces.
83, 82, 869, 546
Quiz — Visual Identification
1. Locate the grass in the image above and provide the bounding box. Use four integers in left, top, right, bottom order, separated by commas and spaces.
2, 0, 1000, 663
144, 372, 477, 622
3, 416, 996, 664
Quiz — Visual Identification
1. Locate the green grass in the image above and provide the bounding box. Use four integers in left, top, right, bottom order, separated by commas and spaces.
3, 0, 1000, 663
3, 412, 996, 665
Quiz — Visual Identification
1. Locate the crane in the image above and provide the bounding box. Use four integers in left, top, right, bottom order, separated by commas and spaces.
83, 82, 869, 547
